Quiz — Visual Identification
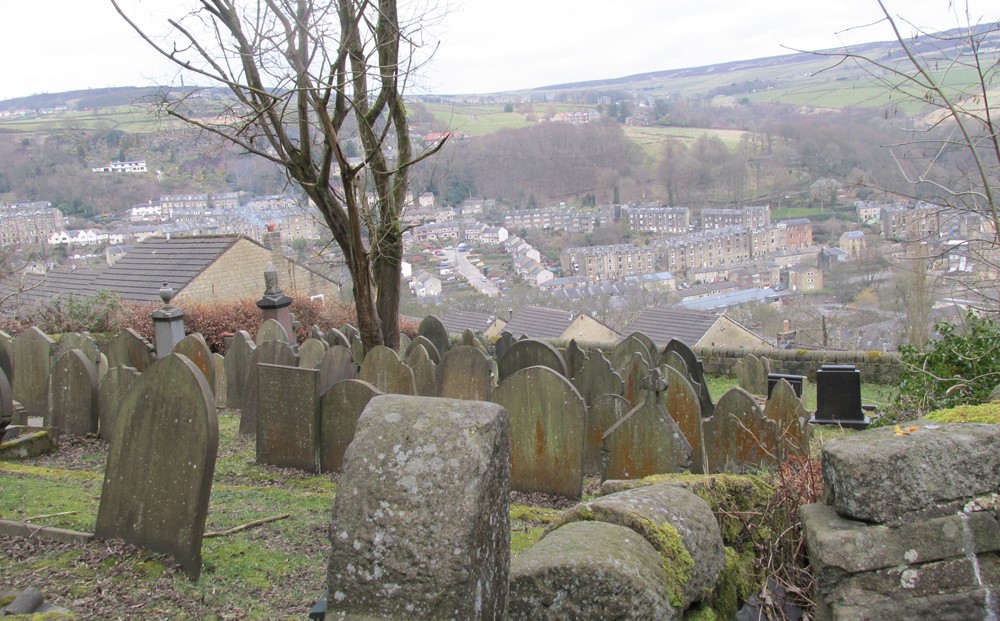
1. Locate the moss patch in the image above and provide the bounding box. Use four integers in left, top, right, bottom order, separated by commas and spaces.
684, 604, 718, 621
709, 547, 757, 620
927, 402, 1000, 424
509, 505, 561, 525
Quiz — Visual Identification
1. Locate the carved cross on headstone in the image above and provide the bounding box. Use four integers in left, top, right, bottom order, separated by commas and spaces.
642, 367, 668, 397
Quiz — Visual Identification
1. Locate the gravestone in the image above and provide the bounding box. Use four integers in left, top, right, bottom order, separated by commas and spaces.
107, 328, 156, 373
211, 353, 227, 408
327, 395, 510, 620
660, 366, 706, 474
319, 379, 381, 474
358, 345, 416, 395
663, 339, 713, 419
498, 338, 568, 382
764, 378, 809, 460
0, 330, 13, 386
405, 335, 441, 365
317, 345, 357, 396
398, 332, 411, 355
0, 368, 12, 433
621, 352, 651, 407
702, 387, 778, 474
324, 327, 351, 349
438, 345, 494, 401
494, 331, 516, 362
813, 364, 869, 429
417, 314, 450, 357
609, 333, 652, 373
256, 364, 320, 472
47, 349, 99, 436
492, 366, 586, 499
173, 334, 215, 397
459, 329, 479, 348
298, 337, 328, 370
12, 327, 55, 420
95, 353, 217, 580
97, 366, 140, 441
98, 353, 109, 381
586, 394, 631, 475
571, 351, 624, 407
239, 339, 298, 435
405, 344, 438, 398
736, 354, 770, 395
602, 392, 692, 482
340, 323, 362, 344
561, 340, 587, 382
309, 325, 325, 342
662, 350, 689, 378
255, 317, 289, 345
223, 330, 255, 410
55, 332, 101, 368
767, 373, 804, 399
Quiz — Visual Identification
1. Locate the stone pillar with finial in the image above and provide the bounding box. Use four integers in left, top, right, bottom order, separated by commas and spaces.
257, 262, 294, 343
151, 282, 185, 358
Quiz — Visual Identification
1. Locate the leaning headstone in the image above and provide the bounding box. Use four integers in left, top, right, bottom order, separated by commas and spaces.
405, 344, 438, 398
660, 366, 706, 474
0, 330, 13, 386
621, 352, 651, 407
813, 364, 869, 429
324, 327, 351, 350
764, 378, 809, 460
47, 349, 98, 436
224, 330, 255, 410
586, 394, 631, 476
327, 395, 510, 620
498, 338, 569, 381
255, 317, 289, 345
571, 351, 624, 407
358, 345, 416, 395
417, 314, 450, 357
406, 335, 441, 365
256, 364, 320, 472
663, 339, 713, 419
602, 392, 692, 482
298, 337, 328, 370
239, 340, 298, 435
95, 353, 217, 580
563, 339, 588, 381
317, 345, 357, 397
319, 379, 382, 474
509, 521, 677, 621
97, 365, 140, 441
173, 334, 215, 397
56, 332, 101, 368
438, 345, 494, 401
702, 387, 778, 474
11, 326, 55, 420
492, 366, 586, 499
211, 353, 227, 408
609, 333, 652, 373
107, 328, 156, 373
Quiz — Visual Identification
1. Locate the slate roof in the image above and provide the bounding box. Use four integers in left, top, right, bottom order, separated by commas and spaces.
622, 307, 724, 348
439, 309, 498, 335
0, 266, 102, 312
503, 305, 576, 340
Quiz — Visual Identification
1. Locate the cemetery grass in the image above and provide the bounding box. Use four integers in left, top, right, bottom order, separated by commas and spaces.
0, 410, 556, 619
703, 375, 898, 412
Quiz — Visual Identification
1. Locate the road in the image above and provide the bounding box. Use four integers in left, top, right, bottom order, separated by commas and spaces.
446, 248, 499, 297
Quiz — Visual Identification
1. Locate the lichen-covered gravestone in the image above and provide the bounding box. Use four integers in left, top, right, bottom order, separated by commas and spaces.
406, 335, 441, 365
571, 350, 623, 407
498, 338, 569, 382
662, 339, 714, 419
438, 345, 494, 401
107, 328, 156, 373
609, 332, 653, 373
358, 345, 416, 396
702, 387, 777, 474
211, 353, 226, 408
173, 334, 215, 397
97, 366, 140, 441
563, 339, 588, 381
327, 395, 510, 620
417, 314, 451, 357
602, 392, 692, 482
585, 394, 631, 475
255, 317, 289, 345
256, 364, 320, 472
764, 378, 809, 460
317, 345, 356, 397
224, 330, 255, 410
239, 340, 298, 435
405, 344, 438, 398
95, 354, 217, 580
319, 379, 381, 474
297, 337, 328, 370
47, 349, 99, 436
12, 327, 56, 421
660, 366, 706, 474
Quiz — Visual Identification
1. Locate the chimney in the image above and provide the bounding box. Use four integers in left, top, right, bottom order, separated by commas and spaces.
264, 221, 284, 267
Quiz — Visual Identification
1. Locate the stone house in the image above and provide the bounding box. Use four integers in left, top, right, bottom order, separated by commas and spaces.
503, 305, 620, 344
623, 306, 769, 349
787, 264, 824, 292
839, 230, 867, 258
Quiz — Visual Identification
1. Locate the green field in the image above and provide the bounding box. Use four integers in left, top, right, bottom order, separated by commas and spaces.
625, 126, 749, 157
0, 105, 181, 134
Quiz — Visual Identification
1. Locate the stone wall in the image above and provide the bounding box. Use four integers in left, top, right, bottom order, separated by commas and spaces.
694, 346, 902, 384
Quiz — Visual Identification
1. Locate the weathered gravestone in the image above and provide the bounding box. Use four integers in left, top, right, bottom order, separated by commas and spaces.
764, 378, 809, 460
492, 366, 586, 499
417, 314, 450, 358
211, 353, 227, 408
12, 327, 55, 421
239, 340, 298, 435
358, 345, 416, 395
47, 349, 99, 436
585, 394, 631, 476
223, 330, 255, 410
95, 354, 217, 580
662, 350, 689, 378
498, 338, 568, 382
324, 327, 351, 350
255, 317, 289, 345
297, 337, 328, 370
813, 364, 869, 429
610, 332, 653, 373
0, 368, 13, 433
602, 391, 692, 482
55, 332, 101, 368
703, 387, 778, 474
317, 345, 356, 397
398, 332, 411, 355
173, 334, 215, 397
327, 394, 510, 620
107, 328, 156, 373
319, 379, 382, 474
340, 323, 362, 345
562, 339, 588, 382
0, 330, 13, 388
571, 350, 624, 407
309, 325, 325, 341
494, 331, 516, 362
97, 365, 140, 441
622, 352, 651, 407
663, 339, 714, 419
660, 366, 706, 474
736, 353, 770, 395
405, 344, 439, 398
256, 364, 320, 472
406, 335, 441, 365
438, 345, 494, 401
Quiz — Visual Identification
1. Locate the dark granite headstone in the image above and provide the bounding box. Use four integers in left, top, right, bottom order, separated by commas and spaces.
813, 364, 868, 429
767, 373, 804, 398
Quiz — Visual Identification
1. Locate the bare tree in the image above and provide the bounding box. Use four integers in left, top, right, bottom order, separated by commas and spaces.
111, 0, 445, 349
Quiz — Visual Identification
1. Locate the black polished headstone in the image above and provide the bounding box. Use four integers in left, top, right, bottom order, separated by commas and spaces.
812, 365, 868, 429
767, 373, 804, 399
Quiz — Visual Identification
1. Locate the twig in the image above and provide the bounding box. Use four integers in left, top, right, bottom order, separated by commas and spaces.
24, 511, 77, 522
203, 514, 290, 538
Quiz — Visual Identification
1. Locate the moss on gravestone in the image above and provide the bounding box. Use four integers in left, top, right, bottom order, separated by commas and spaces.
708, 547, 757, 621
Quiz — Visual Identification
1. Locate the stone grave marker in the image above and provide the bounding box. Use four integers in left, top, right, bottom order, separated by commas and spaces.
47, 349, 99, 436
406, 335, 441, 365
609, 332, 652, 373
813, 364, 868, 429
563, 339, 588, 381
98, 366, 140, 441
324, 327, 351, 349
405, 344, 439, 398
255, 317, 289, 345
211, 353, 227, 408
173, 334, 215, 396
327, 394, 510, 620
586, 394, 631, 476
98, 352, 109, 381
256, 364, 320, 472
660, 366, 706, 474
767, 373, 804, 399
439, 345, 494, 401
494, 331, 516, 362
602, 391, 692, 482
0, 330, 13, 386
663, 338, 713, 419
662, 350, 689, 378
398, 332, 411, 355
358, 345, 416, 395
319, 379, 381, 474
764, 378, 809, 460
702, 387, 778, 474
317, 345, 357, 396
12, 326, 55, 420
95, 353, 217, 580
621, 352, 651, 407
571, 350, 624, 407
498, 338, 568, 382
0, 368, 12, 433
340, 323, 362, 344
459, 329, 478, 348
737, 353, 770, 395
239, 339, 298, 435
417, 314, 450, 357
107, 328, 156, 373
298, 337, 328, 370
349, 336, 365, 366
223, 330, 255, 410
492, 366, 586, 499
309, 325, 325, 341
55, 332, 101, 368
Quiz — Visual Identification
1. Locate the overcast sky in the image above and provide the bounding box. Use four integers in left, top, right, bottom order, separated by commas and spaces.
0, 0, 995, 101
